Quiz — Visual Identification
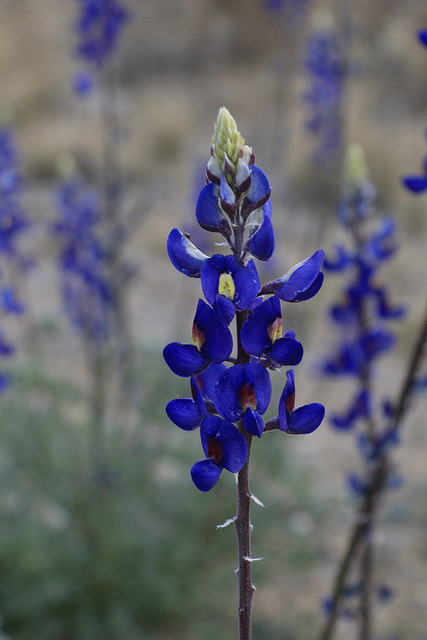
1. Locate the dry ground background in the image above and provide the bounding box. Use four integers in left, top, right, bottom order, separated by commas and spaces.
2, 0, 427, 639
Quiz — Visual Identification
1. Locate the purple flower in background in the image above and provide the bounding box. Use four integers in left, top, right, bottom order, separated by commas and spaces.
303, 24, 347, 163
74, 0, 130, 67
0, 128, 29, 391
52, 178, 113, 342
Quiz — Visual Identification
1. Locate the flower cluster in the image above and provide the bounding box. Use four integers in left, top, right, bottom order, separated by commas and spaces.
52, 179, 112, 343
303, 23, 346, 162
0, 128, 29, 390
322, 143, 405, 482
164, 107, 325, 491
73, 0, 130, 94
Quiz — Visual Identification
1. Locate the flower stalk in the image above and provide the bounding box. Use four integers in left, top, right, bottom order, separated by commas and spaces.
164, 107, 325, 637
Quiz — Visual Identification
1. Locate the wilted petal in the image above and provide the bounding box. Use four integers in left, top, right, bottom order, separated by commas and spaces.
167, 228, 208, 277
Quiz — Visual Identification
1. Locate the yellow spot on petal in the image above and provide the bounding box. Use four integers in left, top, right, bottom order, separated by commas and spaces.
192, 323, 205, 350
267, 317, 282, 344
218, 273, 236, 301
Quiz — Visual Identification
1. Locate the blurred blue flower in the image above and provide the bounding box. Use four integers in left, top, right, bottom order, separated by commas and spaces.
74, 0, 130, 67
303, 26, 346, 162
52, 178, 113, 342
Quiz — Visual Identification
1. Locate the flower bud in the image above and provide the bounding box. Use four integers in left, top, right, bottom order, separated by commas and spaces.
212, 107, 245, 176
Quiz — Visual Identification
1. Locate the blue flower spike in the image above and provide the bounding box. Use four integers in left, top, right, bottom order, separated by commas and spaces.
164, 107, 324, 494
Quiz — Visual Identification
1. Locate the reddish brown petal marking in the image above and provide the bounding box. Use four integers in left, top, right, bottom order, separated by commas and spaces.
238, 382, 257, 411
208, 437, 223, 464
285, 390, 295, 415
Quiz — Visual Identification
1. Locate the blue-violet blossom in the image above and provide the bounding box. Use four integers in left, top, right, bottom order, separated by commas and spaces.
164, 107, 325, 491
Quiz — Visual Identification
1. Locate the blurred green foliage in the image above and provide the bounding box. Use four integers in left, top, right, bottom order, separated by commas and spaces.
0, 348, 328, 640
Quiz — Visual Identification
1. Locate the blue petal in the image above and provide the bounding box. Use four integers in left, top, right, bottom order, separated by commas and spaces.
243, 408, 264, 437
194, 299, 233, 364
228, 257, 260, 310
244, 166, 271, 210
216, 419, 248, 471
163, 342, 207, 377
268, 337, 303, 366
276, 250, 324, 301
286, 403, 325, 434
401, 175, 427, 193
243, 363, 272, 415
247, 212, 275, 261
278, 370, 295, 430
290, 272, 324, 302
166, 398, 204, 430
220, 173, 236, 213
200, 414, 223, 456
195, 363, 227, 402
196, 183, 223, 231
201, 255, 225, 306
201, 255, 260, 311
167, 228, 208, 277
214, 294, 235, 325
418, 30, 427, 47
214, 366, 245, 422
241, 297, 278, 356
191, 458, 222, 491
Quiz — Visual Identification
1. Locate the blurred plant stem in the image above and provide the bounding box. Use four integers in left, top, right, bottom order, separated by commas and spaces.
318, 298, 427, 640
98, 57, 138, 417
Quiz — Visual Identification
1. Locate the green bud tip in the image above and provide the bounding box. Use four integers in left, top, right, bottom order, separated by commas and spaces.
343, 143, 369, 187
212, 107, 245, 175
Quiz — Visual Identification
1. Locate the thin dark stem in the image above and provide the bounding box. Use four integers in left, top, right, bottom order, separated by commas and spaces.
235, 434, 254, 640
235, 309, 253, 640
359, 533, 373, 640
318, 299, 427, 640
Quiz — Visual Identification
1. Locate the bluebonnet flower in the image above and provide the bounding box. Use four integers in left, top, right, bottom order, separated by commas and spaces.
322, 144, 404, 436
320, 144, 405, 628
52, 178, 112, 342
0, 128, 29, 392
164, 107, 325, 491
303, 22, 346, 163
74, 0, 130, 68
